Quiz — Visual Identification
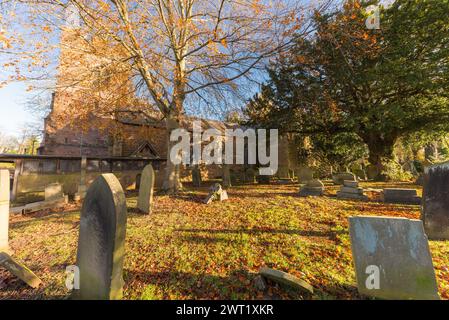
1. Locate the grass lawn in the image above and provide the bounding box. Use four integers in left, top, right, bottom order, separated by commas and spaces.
1, 182, 448, 300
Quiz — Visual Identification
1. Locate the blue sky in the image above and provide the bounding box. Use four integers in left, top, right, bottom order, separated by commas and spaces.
0, 82, 38, 137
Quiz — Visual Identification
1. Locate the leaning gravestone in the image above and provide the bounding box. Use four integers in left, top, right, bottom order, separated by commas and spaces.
137, 164, 155, 214
349, 216, 439, 300
44, 183, 64, 201
0, 252, 42, 288
74, 174, 127, 300
0, 169, 10, 252
422, 161, 449, 239
204, 183, 228, 204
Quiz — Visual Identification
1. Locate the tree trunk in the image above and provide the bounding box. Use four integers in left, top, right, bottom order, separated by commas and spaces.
162, 115, 183, 193
363, 134, 397, 181
222, 164, 232, 188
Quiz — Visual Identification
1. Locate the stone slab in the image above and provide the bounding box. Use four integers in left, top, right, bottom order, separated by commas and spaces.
299, 186, 323, 197
21, 196, 68, 215
337, 192, 368, 201
383, 188, 418, 197
381, 189, 421, 205
260, 267, 314, 294
349, 216, 439, 300
344, 180, 359, 188
0, 252, 42, 288
340, 186, 364, 195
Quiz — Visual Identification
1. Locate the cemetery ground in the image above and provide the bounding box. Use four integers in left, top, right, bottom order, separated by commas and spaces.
1, 181, 448, 300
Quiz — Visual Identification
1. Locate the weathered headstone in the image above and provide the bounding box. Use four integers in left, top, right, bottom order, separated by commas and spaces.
75, 157, 87, 201
74, 174, 127, 300
332, 172, 356, 185
137, 164, 155, 214
299, 179, 324, 197
44, 183, 64, 201
0, 170, 10, 252
0, 252, 42, 288
296, 166, 313, 183
381, 188, 421, 205
192, 166, 202, 187
366, 165, 380, 180
422, 161, 449, 239
349, 216, 439, 300
337, 180, 368, 200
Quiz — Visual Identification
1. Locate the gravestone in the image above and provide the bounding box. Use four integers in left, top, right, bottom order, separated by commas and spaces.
74, 174, 127, 300
0, 170, 10, 252
349, 216, 439, 300
192, 166, 202, 187
299, 179, 324, 197
337, 180, 368, 201
366, 165, 380, 180
0, 252, 42, 288
381, 188, 421, 205
75, 157, 87, 201
137, 164, 155, 214
332, 172, 356, 185
44, 183, 63, 201
296, 166, 313, 183
422, 161, 449, 239
245, 168, 257, 183
204, 183, 228, 204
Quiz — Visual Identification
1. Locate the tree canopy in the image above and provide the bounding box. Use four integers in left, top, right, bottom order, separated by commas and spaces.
245, 0, 449, 178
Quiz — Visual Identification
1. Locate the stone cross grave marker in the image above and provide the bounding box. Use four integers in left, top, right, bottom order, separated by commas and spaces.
422, 161, 449, 240
74, 174, 127, 300
137, 164, 155, 214
0, 169, 10, 252
349, 216, 439, 300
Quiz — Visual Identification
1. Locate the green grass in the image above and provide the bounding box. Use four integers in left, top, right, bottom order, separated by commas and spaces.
1, 182, 448, 300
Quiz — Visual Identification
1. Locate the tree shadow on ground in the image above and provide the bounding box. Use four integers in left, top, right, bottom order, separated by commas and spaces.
174, 227, 344, 239
124, 269, 310, 300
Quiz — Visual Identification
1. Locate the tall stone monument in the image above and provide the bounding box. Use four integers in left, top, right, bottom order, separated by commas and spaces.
74, 174, 127, 300
422, 161, 449, 239
137, 164, 155, 214
0, 169, 10, 252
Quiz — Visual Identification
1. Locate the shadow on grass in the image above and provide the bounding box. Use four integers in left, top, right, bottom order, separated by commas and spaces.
124, 269, 308, 300
175, 227, 343, 239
